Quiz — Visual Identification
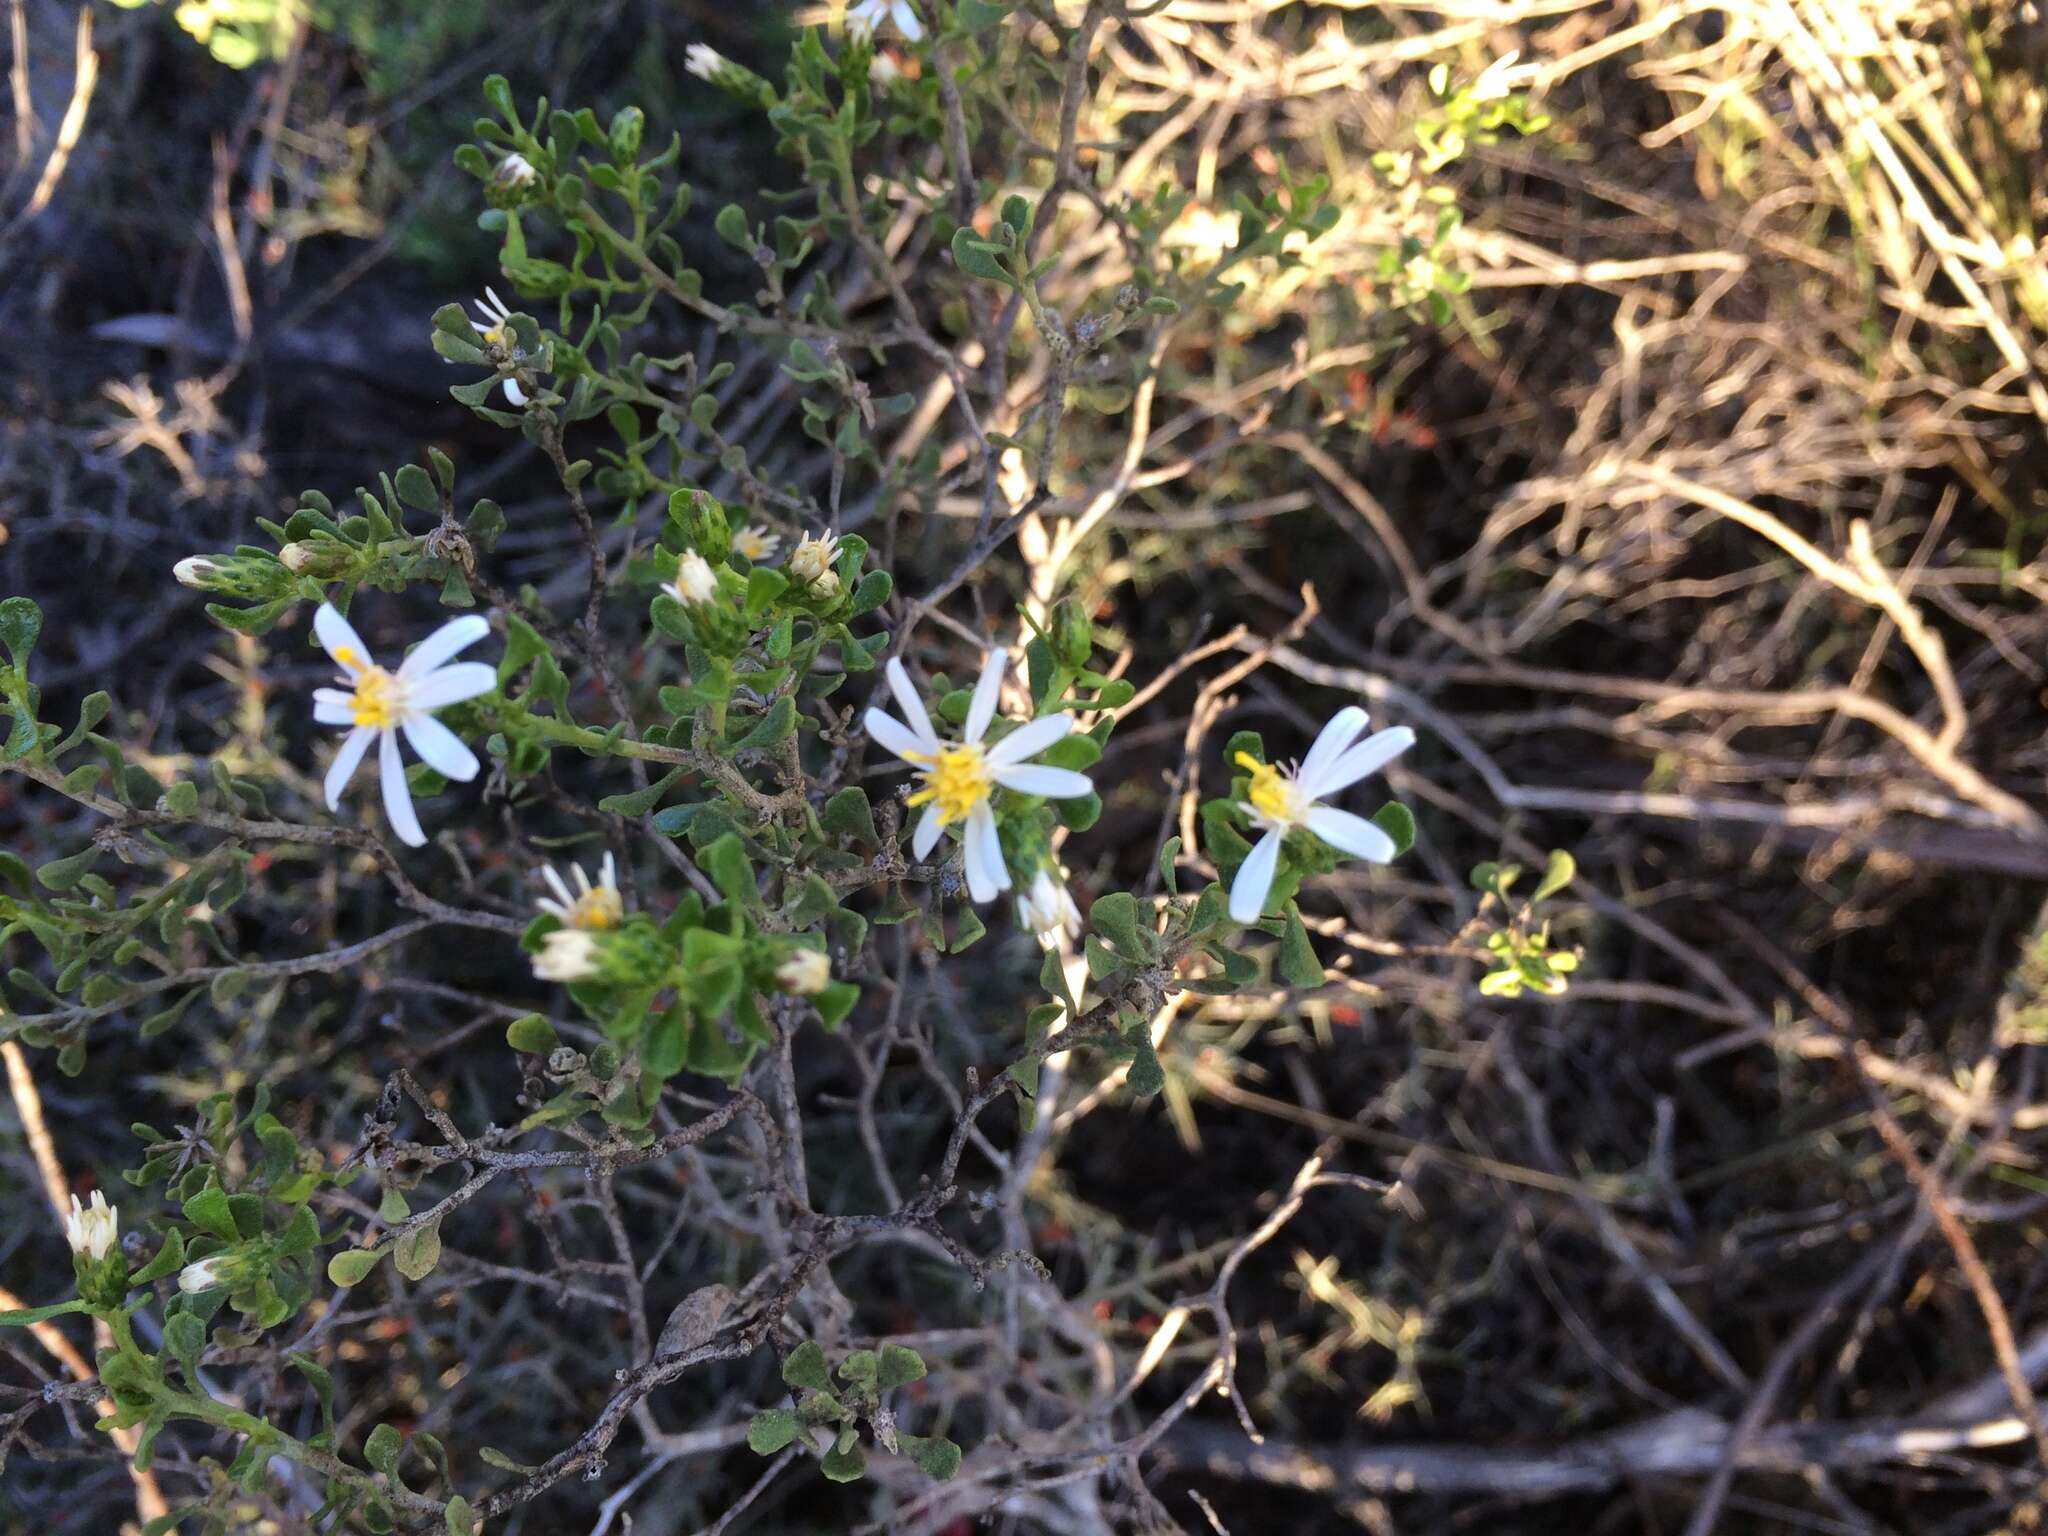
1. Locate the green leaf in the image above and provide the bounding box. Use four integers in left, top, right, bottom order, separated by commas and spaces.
950, 227, 1013, 285
0, 1298, 89, 1328
1531, 848, 1576, 904
877, 1343, 926, 1389
598, 769, 681, 816
748, 1408, 800, 1455
394, 1219, 443, 1282
1372, 802, 1417, 859
901, 1433, 962, 1480
327, 1247, 385, 1288
700, 833, 756, 907
394, 464, 437, 510
714, 203, 754, 251
183, 1185, 238, 1242
783, 1340, 831, 1391
1157, 836, 1181, 895
837, 1349, 878, 1386
1089, 891, 1154, 962
445, 1495, 478, 1536
820, 1436, 867, 1482
364, 1422, 403, 1477
812, 980, 859, 1032
1127, 1037, 1165, 1098
506, 1013, 559, 1054
1278, 905, 1324, 988
820, 787, 877, 846
0, 596, 41, 665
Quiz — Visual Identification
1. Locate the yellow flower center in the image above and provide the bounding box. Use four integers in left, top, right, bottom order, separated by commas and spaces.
564, 889, 624, 931
345, 660, 401, 730
906, 744, 992, 827
1236, 751, 1305, 827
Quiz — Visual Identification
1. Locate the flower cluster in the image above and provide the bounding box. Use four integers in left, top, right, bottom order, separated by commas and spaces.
295, 599, 1415, 937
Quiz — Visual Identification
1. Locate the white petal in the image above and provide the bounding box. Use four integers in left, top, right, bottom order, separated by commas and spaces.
971, 800, 1011, 893
911, 803, 944, 860
894, 0, 923, 38
984, 713, 1072, 768
313, 689, 356, 726
378, 729, 426, 847
405, 662, 496, 711
314, 603, 372, 668
991, 764, 1094, 800
502, 378, 528, 407
542, 865, 574, 906
1228, 831, 1283, 924
1303, 805, 1397, 863
1299, 706, 1370, 791
961, 804, 1002, 902
1310, 726, 1416, 799
963, 649, 1008, 744
882, 657, 939, 746
324, 727, 374, 811
864, 708, 932, 764
402, 713, 481, 782
398, 615, 491, 679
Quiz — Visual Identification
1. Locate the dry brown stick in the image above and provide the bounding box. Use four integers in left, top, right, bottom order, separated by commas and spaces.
1862, 1093, 2048, 1467
9, 3, 92, 228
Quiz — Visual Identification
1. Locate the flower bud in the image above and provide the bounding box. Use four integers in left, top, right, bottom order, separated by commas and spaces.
277, 540, 352, 578
776, 948, 832, 996
665, 551, 720, 607
178, 1255, 230, 1294
533, 929, 602, 983
173, 556, 220, 591
1015, 866, 1082, 943
608, 105, 645, 163
787, 531, 844, 599
64, 1191, 118, 1264
668, 489, 730, 563
1051, 597, 1093, 669
495, 152, 539, 190
684, 43, 779, 109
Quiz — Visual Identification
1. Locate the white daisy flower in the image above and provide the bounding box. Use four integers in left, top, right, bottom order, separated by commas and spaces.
776, 949, 832, 995
732, 527, 782, 564
471, 287, 530, 406
1015, 865, 1082, 942
865, 652, 1094, 904
787, 531, 842, 597
495, 152, 538, 189
310, 603, 495, 849
848, 0, 922, 41
64, 1191, 117, 1263
533, 928, 601, 983
685, 42, 725, 81
1228, 706, 1415, 924
664, 550, 719, 605
473, 286, 517, 349
538, 854, 624, 931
